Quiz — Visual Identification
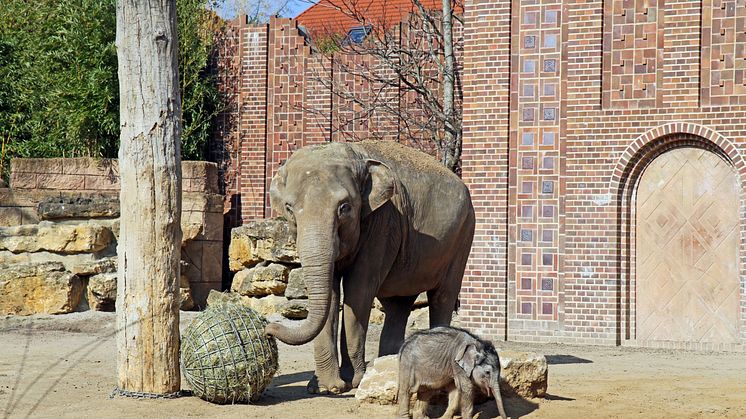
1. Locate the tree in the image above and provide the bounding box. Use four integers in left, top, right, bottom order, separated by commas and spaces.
307, 0, 464, 172
0, 0, 228, 181
115, 0, 183, 395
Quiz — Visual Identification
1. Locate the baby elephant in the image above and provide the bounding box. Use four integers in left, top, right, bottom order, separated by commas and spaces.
397, 326, 507, 419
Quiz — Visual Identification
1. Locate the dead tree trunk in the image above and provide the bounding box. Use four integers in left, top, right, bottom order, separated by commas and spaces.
115, 0, 182, 395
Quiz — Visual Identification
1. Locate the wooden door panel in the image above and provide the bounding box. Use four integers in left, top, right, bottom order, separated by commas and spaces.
636, 147, 740, 344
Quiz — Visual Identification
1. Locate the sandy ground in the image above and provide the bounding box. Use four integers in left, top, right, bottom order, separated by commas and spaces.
1, 312, 745, 419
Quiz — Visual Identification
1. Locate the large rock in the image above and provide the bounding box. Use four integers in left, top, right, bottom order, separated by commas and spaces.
0, 262, 83, 315
231, 263, 289, 297
87, 273, 117, 311
246, 295, 287, 317
355, 355, 400, 405
38, 195, 119, 220
228, 218, 298, 271
0, 222, 112, 253
370, 307, 385, 325
280, 299, 308, 319
285, 268, 307, 299
70, 257, 117, 276
355, 351, 548, 405
207, 289, 245, 307
499, 350, 548, 398
407, 307, 430, 330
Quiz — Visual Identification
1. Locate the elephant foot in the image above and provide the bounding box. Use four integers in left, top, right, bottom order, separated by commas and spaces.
306, 374, 351, 395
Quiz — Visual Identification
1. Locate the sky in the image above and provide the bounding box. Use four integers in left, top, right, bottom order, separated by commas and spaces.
212, 0, 313, 20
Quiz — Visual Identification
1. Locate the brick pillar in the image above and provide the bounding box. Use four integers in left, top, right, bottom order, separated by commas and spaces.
459, 0, 512, 341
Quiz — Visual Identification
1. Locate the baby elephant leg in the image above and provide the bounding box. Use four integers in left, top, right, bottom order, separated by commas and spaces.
437, 384, 460, 419
413, 388, 435, 419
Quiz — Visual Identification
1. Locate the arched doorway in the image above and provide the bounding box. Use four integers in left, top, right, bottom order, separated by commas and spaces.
636, 147, 740, 344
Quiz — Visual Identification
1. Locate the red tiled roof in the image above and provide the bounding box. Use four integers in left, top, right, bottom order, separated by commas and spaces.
296, 0, 444, 38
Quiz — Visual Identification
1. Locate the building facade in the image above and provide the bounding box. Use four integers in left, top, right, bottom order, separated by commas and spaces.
460, 0, 746, 350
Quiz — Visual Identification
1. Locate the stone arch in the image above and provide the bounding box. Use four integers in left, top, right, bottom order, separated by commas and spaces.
611, 122, 746, 349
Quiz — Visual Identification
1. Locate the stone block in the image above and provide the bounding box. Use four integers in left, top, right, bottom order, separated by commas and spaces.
60, 158, 117, 175
202, 211, 224, 241
231, 263, 289, 297
0, 262, 83, 315
201, 241, 223, 283
280, 299, 308, 319
246, 295, 287, 317
37, 196, 120, 220
36, 173, 85, 190
87, 273, 117, 311
83, 175, 119, 190
285, 268, 307, 299
0, 222, 113, 253
70, 257, 117, 276
0, 207, 23, 227
229, 218, 298, 271
10, 173, 37, 189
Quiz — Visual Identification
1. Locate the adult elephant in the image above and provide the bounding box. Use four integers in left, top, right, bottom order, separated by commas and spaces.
265, 140, 475, 394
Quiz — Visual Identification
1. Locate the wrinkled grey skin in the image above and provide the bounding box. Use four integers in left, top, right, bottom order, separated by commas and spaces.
264, 140, 475, 394
397, 327, 507, 419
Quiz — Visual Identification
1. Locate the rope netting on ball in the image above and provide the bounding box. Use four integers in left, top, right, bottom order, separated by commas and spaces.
181, 301, 278, 404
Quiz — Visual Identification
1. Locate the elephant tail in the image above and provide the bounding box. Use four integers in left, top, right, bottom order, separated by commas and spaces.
454, 298, 460, 314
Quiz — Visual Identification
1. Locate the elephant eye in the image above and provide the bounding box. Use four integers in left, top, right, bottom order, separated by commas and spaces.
338, 202, 352, 217
285, 203, 293, 215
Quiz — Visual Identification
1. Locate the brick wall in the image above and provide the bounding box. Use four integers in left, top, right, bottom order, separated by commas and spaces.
210, 15, 462, 224
462, 0, 746, 350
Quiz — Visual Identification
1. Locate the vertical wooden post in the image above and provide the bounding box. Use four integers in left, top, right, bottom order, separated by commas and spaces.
115, 0, 182, 394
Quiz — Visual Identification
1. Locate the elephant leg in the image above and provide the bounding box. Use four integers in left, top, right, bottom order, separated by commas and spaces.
428, 239, 470, 327
308, 277, 348, 394
340, 278, 378, 388
378, 294, 418, 356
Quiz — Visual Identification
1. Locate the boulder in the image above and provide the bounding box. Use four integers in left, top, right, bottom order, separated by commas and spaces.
207, 290, 246, 307
0, 262, 83, 315
284, 268, 307, 299
407, 307, 429, 330
280, 299, 308, 319
499, 350, 548, 398
37, 195, 120, 220
369, 307, 385, 325
0, 222, 112, 253
355, 351, 548, 405
181, 223, 203, 244
246, 295, 287, 317
231, 263, 289, 297
355, 355, 400, 405
87, 273, 117, 311
228, 218, 298, 271
70, 257, 117, 276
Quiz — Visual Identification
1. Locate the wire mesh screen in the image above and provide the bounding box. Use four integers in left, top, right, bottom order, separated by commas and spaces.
181, 301, 279, 404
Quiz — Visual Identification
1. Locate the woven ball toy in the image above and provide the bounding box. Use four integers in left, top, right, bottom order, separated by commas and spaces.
181, 300, 278, 403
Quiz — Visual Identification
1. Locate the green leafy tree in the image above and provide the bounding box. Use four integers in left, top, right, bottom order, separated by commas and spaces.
0, 0, 228, 181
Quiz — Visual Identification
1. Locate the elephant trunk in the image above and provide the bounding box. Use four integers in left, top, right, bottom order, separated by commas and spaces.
265, 223, 334, 346
492, 377, 508, 419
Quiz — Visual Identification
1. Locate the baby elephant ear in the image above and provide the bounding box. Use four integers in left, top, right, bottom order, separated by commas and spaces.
456, 344, 478, 376
361, 160, 396, 218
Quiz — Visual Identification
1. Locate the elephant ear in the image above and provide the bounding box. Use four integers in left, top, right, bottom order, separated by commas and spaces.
361, 160, 397, 219
269, 164, 288, 218
455, 344, 478, 377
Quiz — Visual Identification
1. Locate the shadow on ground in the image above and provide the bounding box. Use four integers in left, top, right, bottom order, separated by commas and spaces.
545, 354, 593, 365
258, 371, 355, 405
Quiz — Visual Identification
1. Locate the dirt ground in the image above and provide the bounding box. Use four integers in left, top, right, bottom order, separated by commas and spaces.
1, 312, 745, 419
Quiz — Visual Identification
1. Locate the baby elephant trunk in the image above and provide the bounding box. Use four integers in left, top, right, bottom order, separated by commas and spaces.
491, 379, 508, 419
